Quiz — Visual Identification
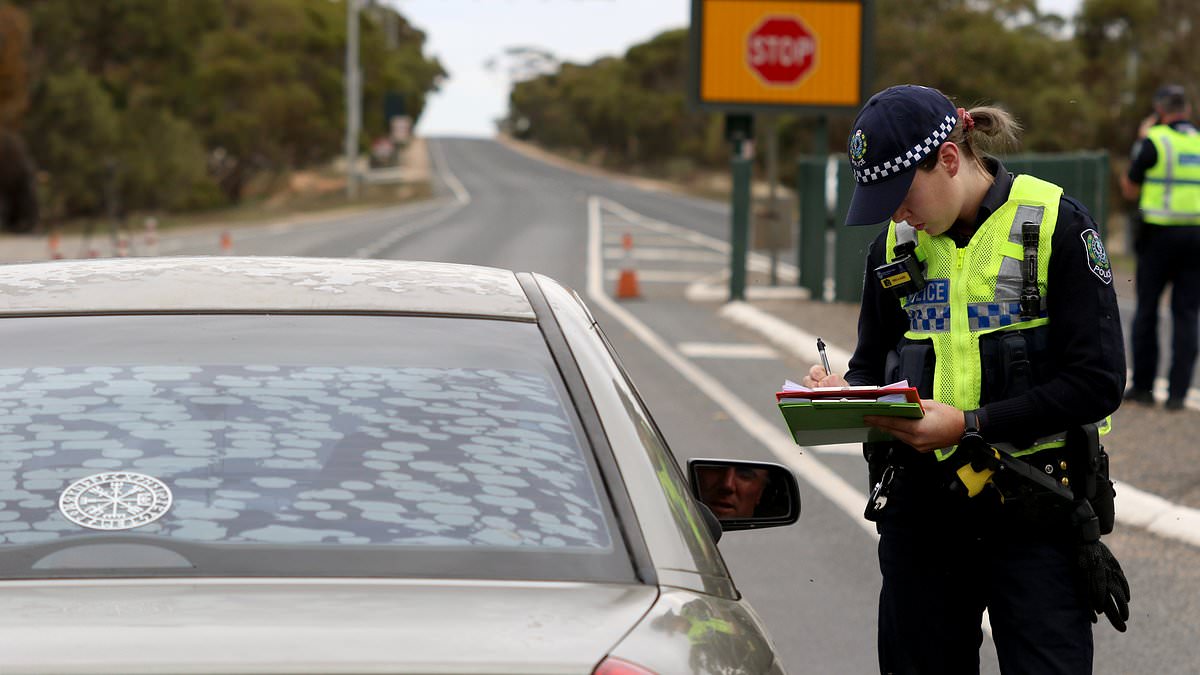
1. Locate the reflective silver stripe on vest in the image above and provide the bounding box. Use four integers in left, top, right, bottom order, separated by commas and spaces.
1161, 135, 1175, 212
1143, 177, 1200, 185
965, 204, 1047, 331
998, 204, 1044, 300
1142, 208, 1200, 218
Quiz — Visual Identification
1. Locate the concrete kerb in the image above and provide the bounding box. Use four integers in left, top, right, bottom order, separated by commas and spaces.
718, 300, 1200, 550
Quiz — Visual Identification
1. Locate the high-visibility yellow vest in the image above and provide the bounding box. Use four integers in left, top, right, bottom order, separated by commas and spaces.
1141, 124, 1200, 225
886, 175, 1070, 461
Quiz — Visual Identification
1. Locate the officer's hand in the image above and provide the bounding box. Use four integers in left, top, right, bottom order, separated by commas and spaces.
1137, 113, 1157, 139
1076, 540, 1131, 632
801, 364, 847, 388
863, 400, 964, 453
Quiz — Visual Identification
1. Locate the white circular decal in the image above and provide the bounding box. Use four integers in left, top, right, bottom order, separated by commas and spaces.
58, 472, 173, 531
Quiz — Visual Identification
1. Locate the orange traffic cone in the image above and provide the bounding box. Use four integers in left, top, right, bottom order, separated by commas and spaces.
116, 235, 129, 257
615, 232, 641, 300
220, 230, 233, 255
48, 231, 63, 260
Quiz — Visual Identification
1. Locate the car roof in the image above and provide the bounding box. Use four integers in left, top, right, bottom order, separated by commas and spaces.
0, 257, 536, 319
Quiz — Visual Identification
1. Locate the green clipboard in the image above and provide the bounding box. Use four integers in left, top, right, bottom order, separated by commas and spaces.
776, 386, 925, 446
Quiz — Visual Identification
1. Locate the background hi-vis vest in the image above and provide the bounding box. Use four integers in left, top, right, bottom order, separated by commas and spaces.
1141, 124, 1200, 225
885, 175, 1061, 461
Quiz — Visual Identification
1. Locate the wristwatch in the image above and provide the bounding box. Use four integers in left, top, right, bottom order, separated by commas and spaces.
962, 409, 983, 438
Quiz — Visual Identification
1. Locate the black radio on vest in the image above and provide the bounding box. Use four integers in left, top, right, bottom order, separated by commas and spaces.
875, 222, 927, 298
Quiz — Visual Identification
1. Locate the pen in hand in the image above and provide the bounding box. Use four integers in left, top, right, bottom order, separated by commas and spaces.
816, 337, 832, 377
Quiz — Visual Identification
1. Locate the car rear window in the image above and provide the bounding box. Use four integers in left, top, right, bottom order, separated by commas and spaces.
0, 314, 634, 582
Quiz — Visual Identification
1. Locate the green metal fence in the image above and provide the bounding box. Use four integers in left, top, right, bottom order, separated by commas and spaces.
796, 151, 1111, 303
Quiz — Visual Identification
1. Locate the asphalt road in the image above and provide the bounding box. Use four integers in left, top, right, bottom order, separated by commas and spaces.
116, 137, 1200, 674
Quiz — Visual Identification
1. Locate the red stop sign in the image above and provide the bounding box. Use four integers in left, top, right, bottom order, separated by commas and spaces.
746, 16, 816, 86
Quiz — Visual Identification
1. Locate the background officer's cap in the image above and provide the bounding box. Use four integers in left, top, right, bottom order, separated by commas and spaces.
844, 85, 958, 226
1154, 84, 1188, 108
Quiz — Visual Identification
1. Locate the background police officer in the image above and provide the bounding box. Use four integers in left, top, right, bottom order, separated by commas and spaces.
1121, 84, 1200, 410
803, 84, 1130, 675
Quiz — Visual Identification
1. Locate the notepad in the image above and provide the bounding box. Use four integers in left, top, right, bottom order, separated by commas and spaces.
776, 380, 925, 445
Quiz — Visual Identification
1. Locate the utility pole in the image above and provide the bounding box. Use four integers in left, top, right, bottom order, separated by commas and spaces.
344, 0, 361, 199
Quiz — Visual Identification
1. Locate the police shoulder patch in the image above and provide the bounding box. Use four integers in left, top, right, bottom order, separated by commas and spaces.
1080, 228, 1112, 284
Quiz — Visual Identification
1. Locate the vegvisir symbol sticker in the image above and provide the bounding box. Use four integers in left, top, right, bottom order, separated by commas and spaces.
1080, 229, 1112, 285
849, 129, 868, 165
59, 472, 173, 531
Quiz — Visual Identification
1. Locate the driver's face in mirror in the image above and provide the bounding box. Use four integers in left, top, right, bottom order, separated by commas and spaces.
696, 465, 769, 519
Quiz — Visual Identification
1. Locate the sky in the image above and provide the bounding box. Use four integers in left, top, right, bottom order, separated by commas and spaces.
390, 0, 1083, 138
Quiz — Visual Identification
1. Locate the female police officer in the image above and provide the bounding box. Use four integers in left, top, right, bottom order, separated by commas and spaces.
802, 85, 1129, 675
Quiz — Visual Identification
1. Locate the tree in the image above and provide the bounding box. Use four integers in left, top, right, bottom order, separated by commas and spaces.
0, 3, 38, 232
359, 6, 446, 146
0, 2, 30, 126
1075, 0, 1179, 157
23, 68, 121, 219
13, 0, 443, 213
507, 29, 723, 171
869, 0, 1096, 152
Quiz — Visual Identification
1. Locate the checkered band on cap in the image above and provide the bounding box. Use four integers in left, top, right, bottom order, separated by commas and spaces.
854, 114, 958, 185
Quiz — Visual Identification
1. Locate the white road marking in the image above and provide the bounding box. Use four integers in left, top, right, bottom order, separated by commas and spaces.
353, 204, 465, 259
809, 442, 866, 456
686, 283, 810, 302
604, 269, 708, 283
602, 234, 693, 246
598, 196, 799, 283
354, 139, 470, 258
677, 342, 779, 360
1110, 481, 1200, 547
720, 301, 853, 371
603, 246, 727, 263
431, 139, 471, 205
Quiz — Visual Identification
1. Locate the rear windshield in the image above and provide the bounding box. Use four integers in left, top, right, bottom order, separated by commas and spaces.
0, 314, 634, 582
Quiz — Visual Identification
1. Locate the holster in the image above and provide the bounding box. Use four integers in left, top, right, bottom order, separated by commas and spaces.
1068, 422, 1116, 536
864, 442, 890, 491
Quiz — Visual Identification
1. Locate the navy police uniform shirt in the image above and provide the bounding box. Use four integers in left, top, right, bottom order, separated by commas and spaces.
845, 158, 1126, 449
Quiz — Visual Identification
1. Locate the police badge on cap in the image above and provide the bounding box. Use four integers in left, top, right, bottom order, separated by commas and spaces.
844, 85, 959, 226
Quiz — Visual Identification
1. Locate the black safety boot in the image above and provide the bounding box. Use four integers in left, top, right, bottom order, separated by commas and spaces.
1123, 388, 1155, 405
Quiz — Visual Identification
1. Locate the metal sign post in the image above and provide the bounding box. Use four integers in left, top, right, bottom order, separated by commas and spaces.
726, 114, 755, 301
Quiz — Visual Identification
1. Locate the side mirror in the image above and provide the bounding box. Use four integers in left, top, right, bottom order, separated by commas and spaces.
687, 458, 801, 532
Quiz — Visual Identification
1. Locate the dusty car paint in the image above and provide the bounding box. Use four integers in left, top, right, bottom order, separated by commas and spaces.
0, 257, 534, 319
0, 579, 658, 674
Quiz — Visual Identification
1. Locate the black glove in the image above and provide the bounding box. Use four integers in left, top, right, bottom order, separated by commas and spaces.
1075, 540, 1131, 632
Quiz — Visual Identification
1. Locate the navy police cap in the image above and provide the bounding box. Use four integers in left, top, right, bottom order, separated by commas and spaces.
845, 85, 958, 226
1154, 84, 1187, 106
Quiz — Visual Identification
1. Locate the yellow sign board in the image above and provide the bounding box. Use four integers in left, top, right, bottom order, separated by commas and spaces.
691, 0, 868, 111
